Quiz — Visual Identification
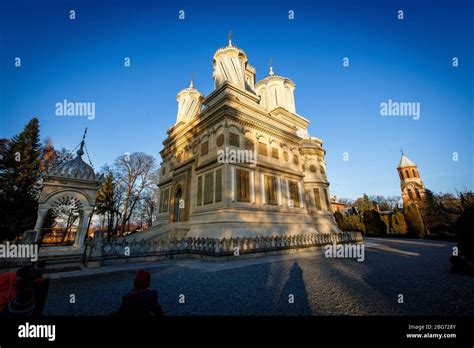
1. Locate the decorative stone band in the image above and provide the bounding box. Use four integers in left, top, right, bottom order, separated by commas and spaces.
88, 232, 363, 261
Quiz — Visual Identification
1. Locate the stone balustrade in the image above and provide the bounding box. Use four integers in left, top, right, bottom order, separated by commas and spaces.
0, 232, 363, 269
86, 231, 363, 264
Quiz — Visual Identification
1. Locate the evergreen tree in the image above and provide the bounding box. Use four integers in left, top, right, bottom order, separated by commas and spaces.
404, 203, 425, 238
380, 214, 390, 233
355, 193, 373, 212
0, 118, 41, 240
422, 189, 449, 233
455, 205, 474, 262
334, 210, 344, 229
362, 209, 386, 234
391, 211, 408, 234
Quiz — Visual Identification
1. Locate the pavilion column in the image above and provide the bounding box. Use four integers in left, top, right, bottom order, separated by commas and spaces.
34, 208, 49, 242
74, 209, 92, 248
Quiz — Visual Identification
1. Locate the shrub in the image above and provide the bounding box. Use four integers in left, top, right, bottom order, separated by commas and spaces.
391, 211, 408, 234
455, 206, 474, 262
334, 211, 344, 229
404, 203, 425, 237
380, 215, 390, 233
363, 209, 386, 235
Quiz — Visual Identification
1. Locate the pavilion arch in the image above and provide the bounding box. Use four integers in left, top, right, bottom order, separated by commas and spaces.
40, 189, 94, 211
32, 135, 100, 250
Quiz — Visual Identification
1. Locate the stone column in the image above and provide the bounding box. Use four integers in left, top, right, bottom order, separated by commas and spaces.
260, 172, 266, 204
76, 212, 85, 242
33, 208, 49, 242
74, 209, 92, 248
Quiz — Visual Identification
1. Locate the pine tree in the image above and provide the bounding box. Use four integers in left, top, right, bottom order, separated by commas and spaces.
355, 193, 373, 212
404, 203, 425, 238
0, 118, 41, 240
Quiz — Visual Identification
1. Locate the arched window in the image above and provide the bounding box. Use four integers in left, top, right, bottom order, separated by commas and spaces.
408, 190, 415, 200
404, 170, 410, 178
398, 171, 403, 180
416, 189, 422, 200
412, 169, 417, 178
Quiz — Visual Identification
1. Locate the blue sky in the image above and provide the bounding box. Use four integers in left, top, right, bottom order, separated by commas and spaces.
1, 0, 473, 199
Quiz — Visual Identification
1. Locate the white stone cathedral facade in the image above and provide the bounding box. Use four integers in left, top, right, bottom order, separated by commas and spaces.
154, 38, 341, 239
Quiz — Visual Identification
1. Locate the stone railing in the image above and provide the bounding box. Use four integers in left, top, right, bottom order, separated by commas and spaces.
85, 231, 363, 265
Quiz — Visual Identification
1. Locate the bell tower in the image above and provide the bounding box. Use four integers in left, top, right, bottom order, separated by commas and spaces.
397, 152, 425, 207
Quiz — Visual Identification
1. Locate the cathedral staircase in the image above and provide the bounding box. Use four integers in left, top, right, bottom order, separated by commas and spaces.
121, 223, 175, 242
39, 252, 84, 274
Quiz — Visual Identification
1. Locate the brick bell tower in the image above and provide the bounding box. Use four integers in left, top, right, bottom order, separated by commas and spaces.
397, 152, 426, 207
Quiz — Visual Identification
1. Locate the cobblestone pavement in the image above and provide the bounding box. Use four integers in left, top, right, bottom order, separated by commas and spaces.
43, 238, 474, 315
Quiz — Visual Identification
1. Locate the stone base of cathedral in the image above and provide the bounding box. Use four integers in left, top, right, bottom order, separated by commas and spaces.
184, 221, 319, 239
145, 209, 341, 240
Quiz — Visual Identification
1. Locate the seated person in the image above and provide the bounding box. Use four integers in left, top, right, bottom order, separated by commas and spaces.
115, 269, 164, 318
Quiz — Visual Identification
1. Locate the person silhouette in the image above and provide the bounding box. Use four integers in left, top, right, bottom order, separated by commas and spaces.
115, 269, 164, 318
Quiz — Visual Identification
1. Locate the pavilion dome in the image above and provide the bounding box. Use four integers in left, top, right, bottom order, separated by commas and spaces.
48, 135, 97, 180
50, 155, 96, 180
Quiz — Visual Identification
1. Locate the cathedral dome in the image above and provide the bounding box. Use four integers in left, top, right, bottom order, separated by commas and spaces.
213, 36, 248, 64
176, 80, 203, 123
255, 66, 296, 113
212, 34, 255, 92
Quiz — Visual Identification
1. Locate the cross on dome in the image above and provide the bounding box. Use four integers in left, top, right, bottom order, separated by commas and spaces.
77, 127, 87, 157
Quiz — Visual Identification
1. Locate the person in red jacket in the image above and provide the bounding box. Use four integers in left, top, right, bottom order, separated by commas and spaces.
115, 269, 164, 318
0, 271, 17, 312
0, 261, 49, 317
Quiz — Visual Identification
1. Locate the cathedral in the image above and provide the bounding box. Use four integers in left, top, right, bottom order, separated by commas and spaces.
154, 37, 341, 239
397, 153, 426, 207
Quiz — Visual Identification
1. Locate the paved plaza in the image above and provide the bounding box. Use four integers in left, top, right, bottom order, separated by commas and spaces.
43, 238, 474, 316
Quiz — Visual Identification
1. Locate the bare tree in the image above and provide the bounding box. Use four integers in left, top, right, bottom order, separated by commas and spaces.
386, 196, 402, 210
113, 152, 158, 235
338, 198, 354, 206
